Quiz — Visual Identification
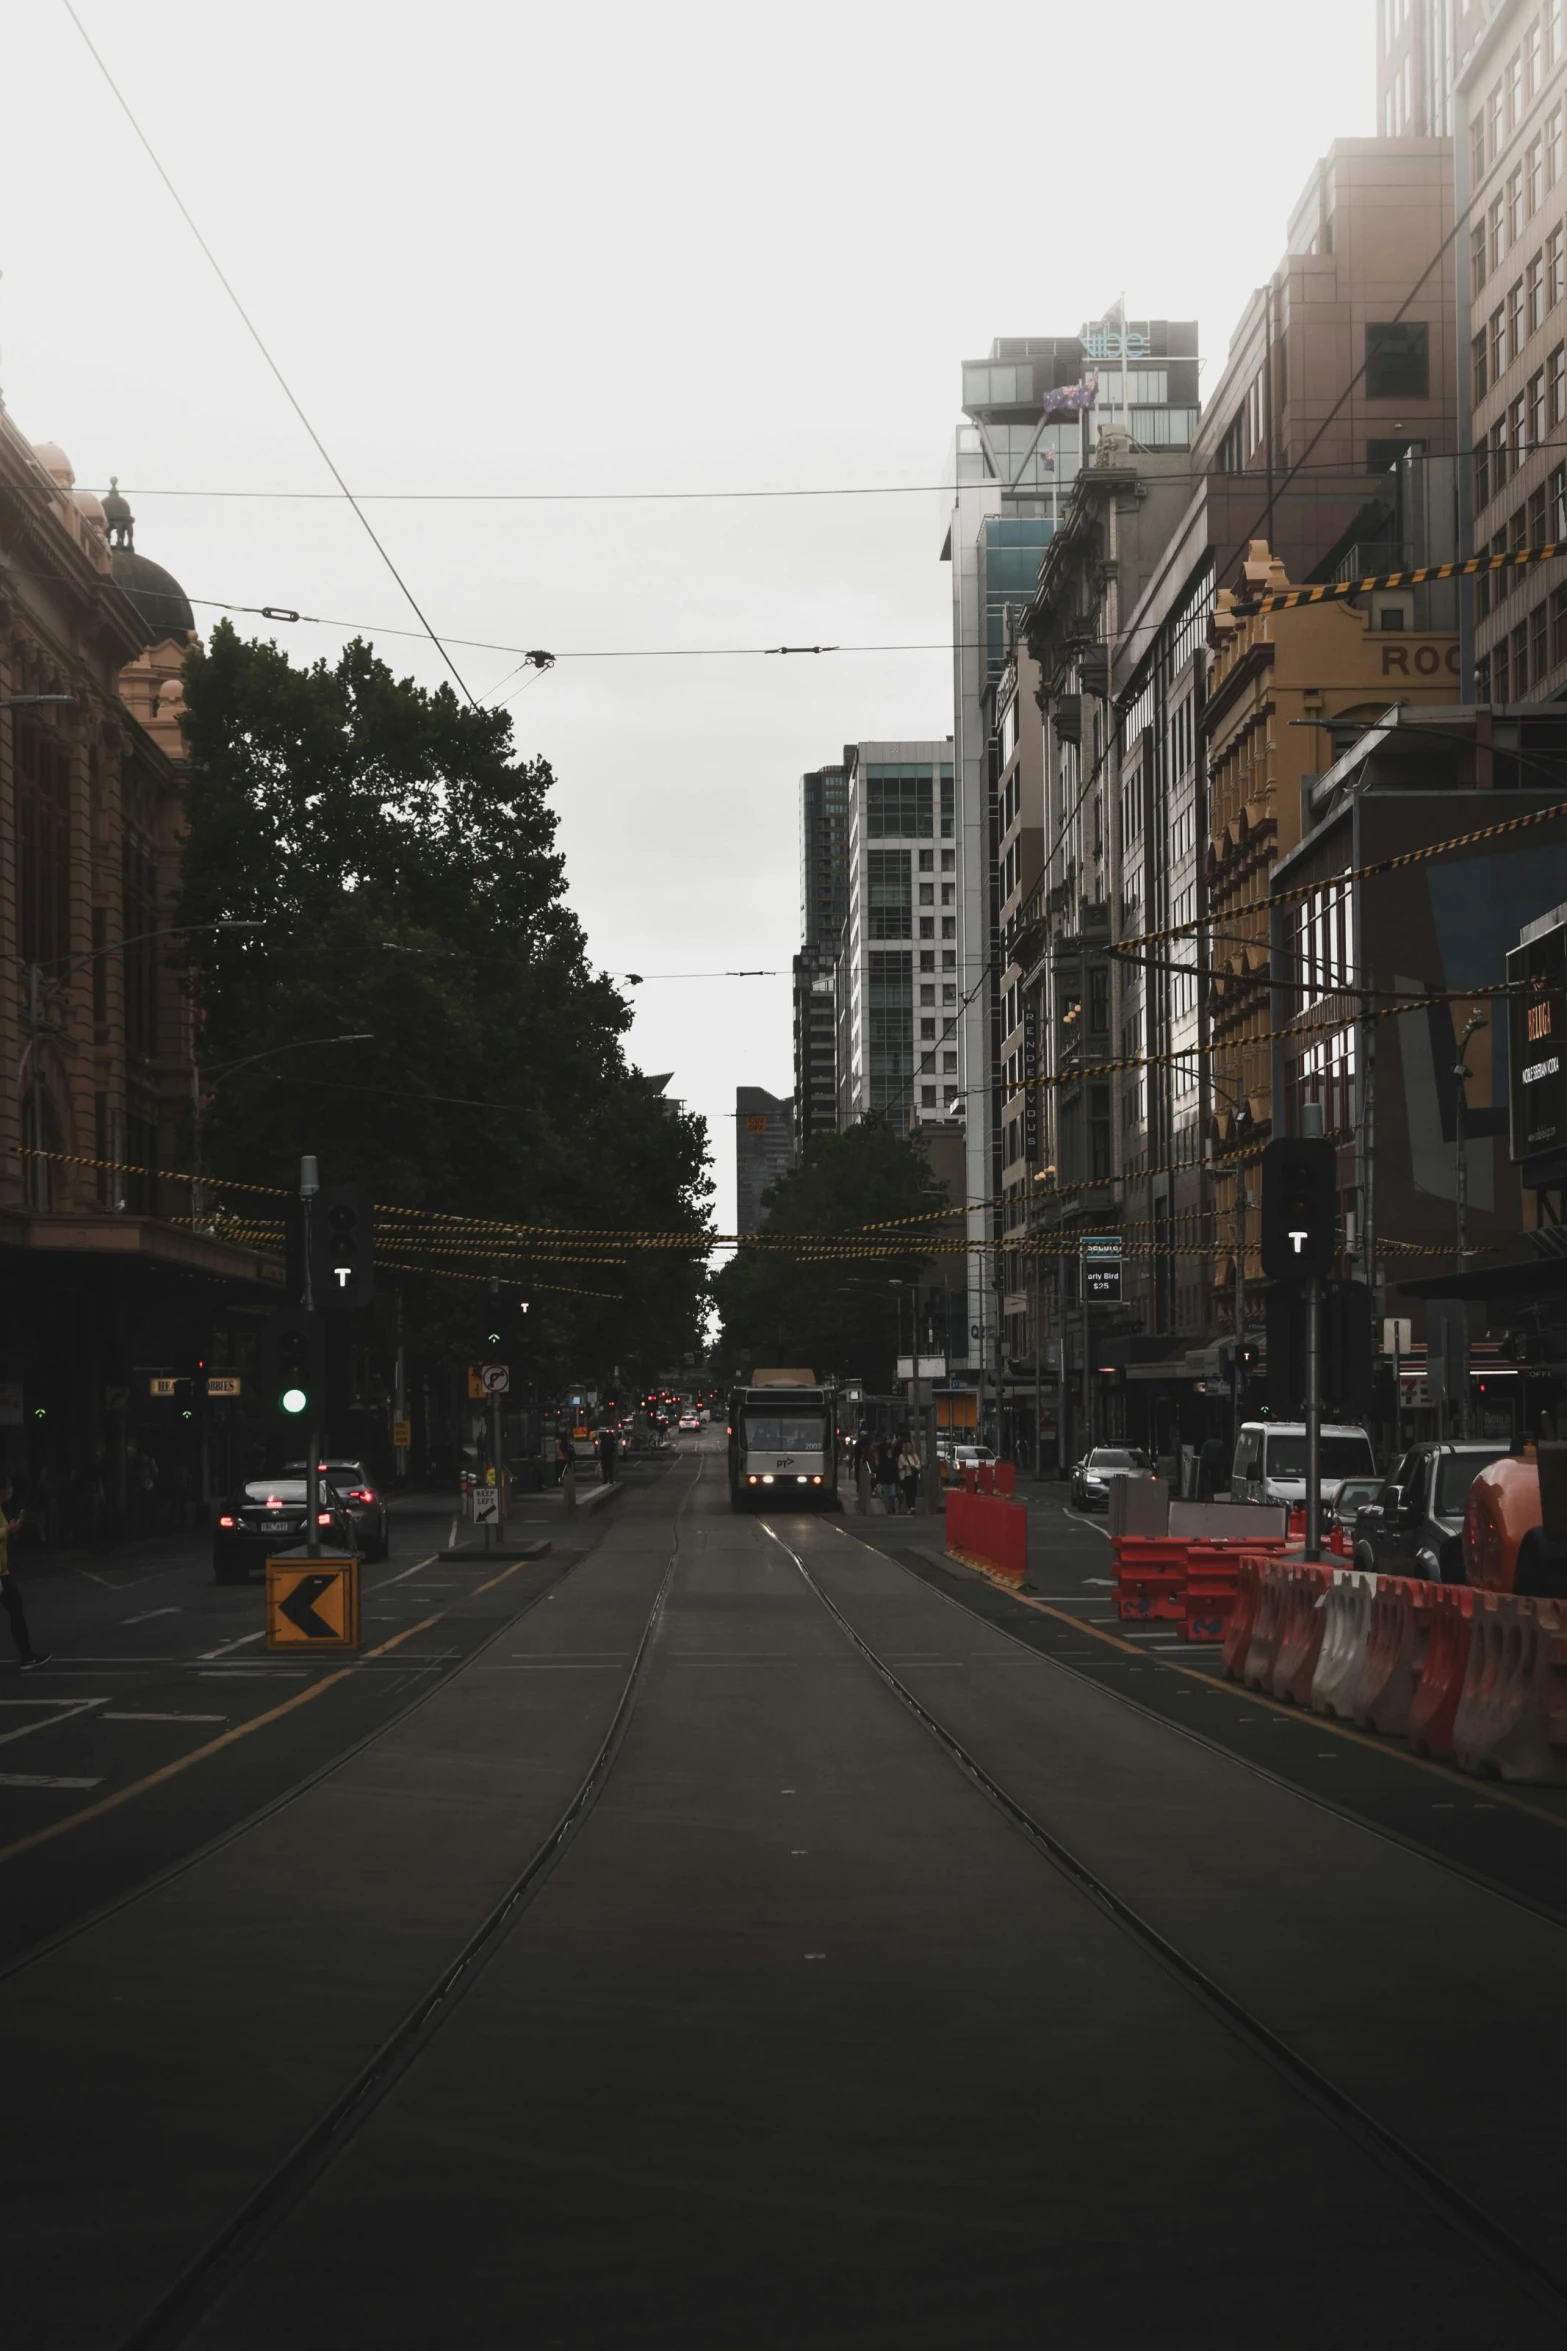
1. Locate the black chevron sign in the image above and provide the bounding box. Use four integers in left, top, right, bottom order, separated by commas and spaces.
278, 1571, 339, 1639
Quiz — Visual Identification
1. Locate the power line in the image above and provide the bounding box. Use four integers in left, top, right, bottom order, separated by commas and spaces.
59, 1, 478, 710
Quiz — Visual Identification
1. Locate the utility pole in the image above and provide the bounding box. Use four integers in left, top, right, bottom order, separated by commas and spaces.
300, 1153, 321, 1557
1454, 1007, 1487, 1442
1233, 1177, 1248, 1444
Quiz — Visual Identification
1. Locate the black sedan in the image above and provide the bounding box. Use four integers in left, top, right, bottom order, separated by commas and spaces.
283, 1457, 389, 1561
213, 1481, 359, 1584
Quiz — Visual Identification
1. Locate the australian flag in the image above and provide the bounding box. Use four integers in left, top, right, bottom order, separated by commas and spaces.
1041, 375, 1098, 414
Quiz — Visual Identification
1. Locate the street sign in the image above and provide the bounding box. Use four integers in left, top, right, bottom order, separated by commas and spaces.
1508, 920, 1567, 1160
148, 1375, 180, 1398
265, 1555, 360, 1651
481, 1362, 510, 1395
206, 1375, 241, 1398
393, 1417, 412, 1448
473, 1486, 499, 1523
1082, 1236, 1123, 1303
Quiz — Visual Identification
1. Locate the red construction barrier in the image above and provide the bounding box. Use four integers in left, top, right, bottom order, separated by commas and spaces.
1271, 1564, 1334, 1703
994, 1460, 1017, 1497
961, 1466, 979, 1494
1288, 1506, 1306, 1539
944, 1489, 1027, 1588
1112, 1535, 1187, 1622
1222, 1556, 1264, 1678
1181, 1543, 1243, 1642
1408, 1585, 1476, 1760
977, 1463, 995, 1495
1452, 1591, 1567, 1782
1352, 1577, 1436, 1737
1243, 1564, 1292, 1691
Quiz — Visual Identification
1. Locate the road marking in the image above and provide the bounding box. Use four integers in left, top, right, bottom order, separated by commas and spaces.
0, 1700, 106, 1747
0, 1771, 104, 1789
123, 1607, 181, 1626
101, 1712, 228, 1723
0, 1553, 540, 1868
368, 1551, 442, 1592
198, 1669, 307, 1681
198, 1627, 268, 1660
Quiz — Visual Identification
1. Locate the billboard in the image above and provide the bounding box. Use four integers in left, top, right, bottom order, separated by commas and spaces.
1507, 918, 1567, 1162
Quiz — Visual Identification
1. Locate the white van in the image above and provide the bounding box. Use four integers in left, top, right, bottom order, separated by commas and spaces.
1231, 1421, 1377, 1510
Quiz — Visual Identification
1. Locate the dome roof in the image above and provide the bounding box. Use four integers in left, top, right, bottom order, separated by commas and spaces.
74, 490, 106, 529
31, 440, 74, 486
102, 480, 194, 642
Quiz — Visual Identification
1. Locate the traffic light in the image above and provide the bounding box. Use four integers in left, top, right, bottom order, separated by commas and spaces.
311, 1182, 374, 1309
1265, 1279, 1372, 1416
260, 1308, 326, 1429
1260, 1136, 1337, 1282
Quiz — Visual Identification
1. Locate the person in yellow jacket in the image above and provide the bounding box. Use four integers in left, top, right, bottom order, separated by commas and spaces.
0, 1477, 46, 1669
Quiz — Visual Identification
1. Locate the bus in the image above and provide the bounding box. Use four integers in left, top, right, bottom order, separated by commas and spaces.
728, 1369, 837, 1509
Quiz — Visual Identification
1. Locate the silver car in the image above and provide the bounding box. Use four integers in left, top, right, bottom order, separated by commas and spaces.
283, 1457, 390, 1561
1071, 1446, 1152, 1511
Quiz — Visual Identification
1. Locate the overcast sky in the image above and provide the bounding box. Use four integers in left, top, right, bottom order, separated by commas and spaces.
3, 0, 1374, 1229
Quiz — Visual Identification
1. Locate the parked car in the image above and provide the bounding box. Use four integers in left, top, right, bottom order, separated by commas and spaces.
283, 1457, 389, 1561
1230, 1421, 1377, 1512
1070, 1446, 1153, 1511
1353, 1441, 1513, 1581
214, 1480, 358, 1584
1331, 1475, 1383, 1537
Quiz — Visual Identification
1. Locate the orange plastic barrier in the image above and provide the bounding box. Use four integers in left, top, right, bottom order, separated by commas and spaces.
1407, 1586, 1476, 1760
1181, 1542, 1242, 1642
944, 1489, 1027, 1588
1452, 1591, 1567, 1783
1464, 1455, 1541, 1590
994, 1460, 1017, 1498
1222, 1556, 1264, 1678
977, 1463, 995, 1495
1242, 1564, 1291, 1691
1270, 1563, 1334, 1703
1111, 1535, 1187, 1622
1351, 1576, 1436, 1737
1287, 1506, 1306, 1539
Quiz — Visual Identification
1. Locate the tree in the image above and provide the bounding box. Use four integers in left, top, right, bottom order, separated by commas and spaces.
711, 1123, 949, 1389
175, 625, 710, 1389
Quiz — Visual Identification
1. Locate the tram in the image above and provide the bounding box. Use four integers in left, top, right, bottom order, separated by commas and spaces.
728, 1368, 838, 1509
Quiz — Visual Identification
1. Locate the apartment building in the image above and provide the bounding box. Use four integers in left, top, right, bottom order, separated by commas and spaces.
735, 1086, 795, 1234
835, 740, 957, 1138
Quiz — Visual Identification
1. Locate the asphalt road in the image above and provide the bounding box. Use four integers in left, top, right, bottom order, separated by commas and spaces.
7, 1437, 1567, 2349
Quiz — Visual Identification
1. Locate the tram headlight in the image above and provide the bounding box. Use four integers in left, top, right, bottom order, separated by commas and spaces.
747, 1475, 759, 1485
797, 1474, 808, 1483
812, 1475, 822, 1484
762, 1473, 775, 1484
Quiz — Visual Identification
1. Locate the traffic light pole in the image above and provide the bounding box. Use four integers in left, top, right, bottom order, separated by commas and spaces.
1305, 1274, 1322, 1562
301, 1154, 321, 1559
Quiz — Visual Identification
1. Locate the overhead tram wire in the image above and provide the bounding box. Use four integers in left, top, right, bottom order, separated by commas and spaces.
59, 2, 478, 711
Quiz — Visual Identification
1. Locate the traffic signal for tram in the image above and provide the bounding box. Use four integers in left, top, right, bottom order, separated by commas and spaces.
312, 1182, 374, 1309
260, 1308, 327, 1430
1260, 1136, 1337, 1282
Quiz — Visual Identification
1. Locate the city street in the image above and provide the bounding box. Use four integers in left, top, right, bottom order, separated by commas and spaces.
7, 1431, 1567, 2348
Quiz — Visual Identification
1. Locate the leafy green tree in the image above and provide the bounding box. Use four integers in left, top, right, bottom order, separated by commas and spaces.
175, 625, 710, 1388
711, 1122, 949, 1388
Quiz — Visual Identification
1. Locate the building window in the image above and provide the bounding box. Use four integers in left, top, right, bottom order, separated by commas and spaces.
1510, 168, 1526, 245
1529, 136, 1545, 217
1552, 582, 1567, 664
920, 1017, 935, 1041
940, 883, 955, 906
942, 1052, 958, 1074
1532, 484, 1549, 544
1553, 226, 1567, 308
918, 916, 934, 939
1473, 113, 1489, 188
919, 949, 935, 972
1551, 102, 1566, 187
918, 882, 934, 906
1533, 597, 1550, 681
940, 917, 956, 940
921, 1085, 937, 1108
1365, 320, 1430, 400
867, 949, 913, 1114
1510, 277, 1527, 358
1552, 462, 1567, 534
1531, 251, 1547, 334
1473, 223, 1489, 299
1552, 345, 1567, 427
1477, 651, 1493, 701
15, 723, 70, 971
1492, 192, 1508, 270
940, 770, 954, 838
1493, 414, 1510, 491
866, 767, 933, 839
867, 849, 912, 939
941, 848, 955, 871
918, 847, 933, 872
942, 950, 956, 971
1473, 329, 1488, 403
1476, 436, 1491, 511
1514, 619, 1531, 694
1531, 368, 1548, 452
1496, 631, 1512, 700
1550, 1, 1565, 71
1512, 390, 1529, 461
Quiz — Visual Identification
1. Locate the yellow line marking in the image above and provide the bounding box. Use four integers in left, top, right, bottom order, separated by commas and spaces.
825, 1520, 1567, 1833
0, 1557, 542, 1868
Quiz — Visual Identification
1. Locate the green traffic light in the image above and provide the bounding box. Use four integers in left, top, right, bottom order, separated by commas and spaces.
281, 1386, 309, 1416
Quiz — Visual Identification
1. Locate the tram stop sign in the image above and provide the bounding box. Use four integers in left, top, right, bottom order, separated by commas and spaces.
1082, 1236, 1123, 1303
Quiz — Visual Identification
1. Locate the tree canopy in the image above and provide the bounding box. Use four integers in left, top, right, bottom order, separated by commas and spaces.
711, 1122, 950, 1390
176, 625, 710, 1386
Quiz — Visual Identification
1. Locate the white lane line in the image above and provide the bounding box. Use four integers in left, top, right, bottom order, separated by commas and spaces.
368, 1552, 442, 1592
123, 1607, 182, 1626
101, 1711, 228, 1723
0, 1700, 107, 1747
198, 1627, 267, 1660
0, 1771, 104, 1789
1061, 1508, 1114, 1538
197, 1669, 307, 1680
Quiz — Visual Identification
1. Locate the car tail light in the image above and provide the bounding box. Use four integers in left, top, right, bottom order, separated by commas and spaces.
349, 1488, 375, 1503
317, 1512, 333, 1526
218, 1515, 235, 1528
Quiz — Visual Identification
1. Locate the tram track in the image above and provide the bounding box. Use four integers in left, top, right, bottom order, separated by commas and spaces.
109, 1456, 701, 2351
763, 1515, 1567, 2330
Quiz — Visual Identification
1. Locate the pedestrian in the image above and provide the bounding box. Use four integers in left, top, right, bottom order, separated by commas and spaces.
596, 1424, 617, 1483
898, 1431, 921, 1515
854, 1430, 871, 1516
877, 1439, 901, 1516
553, 1429, 574, 1487
0, 1477, 47, 1670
